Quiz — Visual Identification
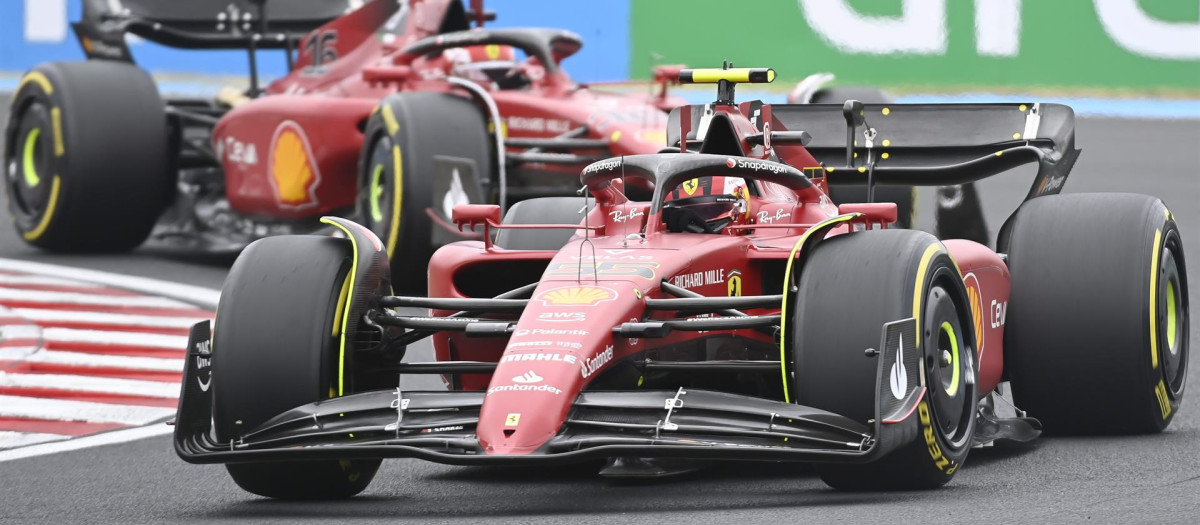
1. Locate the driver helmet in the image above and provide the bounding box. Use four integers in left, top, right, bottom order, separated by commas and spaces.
665, 175, 751, 225
446, 44, 518, 85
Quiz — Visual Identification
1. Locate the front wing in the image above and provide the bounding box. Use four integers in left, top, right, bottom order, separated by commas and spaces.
175, 320, 926, 465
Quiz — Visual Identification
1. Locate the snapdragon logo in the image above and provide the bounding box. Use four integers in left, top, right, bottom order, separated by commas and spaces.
582, 158, 622, 175
731, 158, 787, 175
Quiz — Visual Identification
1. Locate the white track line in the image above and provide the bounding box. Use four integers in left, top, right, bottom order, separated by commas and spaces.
11, 308, 204, 329
41, 328, 188, 349
0, 274, 104, 287
0, 258, 218, 461
0, 259, 220, 308
0, 424, 172, 463
0, 395, 176, 425
0, 372, 181, 398
24, 350, 183, 372
0, 325, 43, 339
0, 431, 70, 449
0, 288, 190, 308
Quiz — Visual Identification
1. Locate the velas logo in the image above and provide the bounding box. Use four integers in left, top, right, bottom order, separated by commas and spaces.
963, 272, 985, 355
268, 121, 322, 208
536, 286, 618, 306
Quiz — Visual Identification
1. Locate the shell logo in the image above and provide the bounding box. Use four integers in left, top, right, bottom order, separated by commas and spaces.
268, 121, 322, 208
963, 272, 985, 354
536, 286, 617, 306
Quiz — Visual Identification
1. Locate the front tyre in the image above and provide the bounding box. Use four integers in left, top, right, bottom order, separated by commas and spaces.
1005, 193, 1188, 434
358, 92, 491, 293
790, 230, 977, 490
4, 62, 170, 251
212, 235, 380, 499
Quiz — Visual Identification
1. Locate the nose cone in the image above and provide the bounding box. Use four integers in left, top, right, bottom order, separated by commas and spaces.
476, 281, 639, 455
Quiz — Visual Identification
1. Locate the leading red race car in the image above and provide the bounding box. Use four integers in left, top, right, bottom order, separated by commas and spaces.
175, 68, 1188, 498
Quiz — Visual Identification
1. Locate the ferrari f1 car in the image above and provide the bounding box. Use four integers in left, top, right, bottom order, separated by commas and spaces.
175, 68, 1189, 498
4, 0, 915, 293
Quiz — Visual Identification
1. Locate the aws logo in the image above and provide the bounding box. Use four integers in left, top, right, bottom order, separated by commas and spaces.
268, 121, 322, 209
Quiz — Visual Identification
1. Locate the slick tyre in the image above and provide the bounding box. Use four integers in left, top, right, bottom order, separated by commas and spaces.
495, 197, 592, 250
810, 87, 915, 229
359, 92, 492, 293
1005, 193, 1188, 434
3, 62, 170, 251
212, 235, 380, 499
790, 230, 978, 490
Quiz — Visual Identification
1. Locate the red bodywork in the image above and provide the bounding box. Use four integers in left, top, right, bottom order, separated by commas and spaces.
425, 99, 1011, 456
210, 0, 679, 219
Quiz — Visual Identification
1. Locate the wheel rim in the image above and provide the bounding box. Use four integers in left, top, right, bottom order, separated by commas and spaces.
7, 103, 53, 224
1159, 236, 1188, 396
360, 134, 398, 256
923, 274, 976, 450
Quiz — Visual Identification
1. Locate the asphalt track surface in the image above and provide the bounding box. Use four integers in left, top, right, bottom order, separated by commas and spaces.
0, 91, 1198, 523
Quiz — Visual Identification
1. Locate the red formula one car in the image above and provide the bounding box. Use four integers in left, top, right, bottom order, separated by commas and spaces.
175, 68, 1189, 498
3, 0, 693, 290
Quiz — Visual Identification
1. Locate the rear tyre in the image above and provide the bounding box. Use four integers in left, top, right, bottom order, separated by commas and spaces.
3, 61, 170, 251
810, 87, 915, 229
1005, 193, 1188, 434
791, 230, 977, 490
213, 235, 380, 499
495, 197, 591, 250
358, 92, 492, 293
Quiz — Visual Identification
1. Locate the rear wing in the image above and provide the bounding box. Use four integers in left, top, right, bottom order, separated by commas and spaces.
772, 102, 1080, 200
73, 0, 355, 58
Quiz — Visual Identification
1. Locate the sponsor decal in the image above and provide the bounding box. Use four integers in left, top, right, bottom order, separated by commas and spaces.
512, 370, 543, 384
757, 209, 792, 224
506, 116, 573, 134
441, 167, 470, 219
508, 341, 553, 348
514, 328, 589, 337
963, 272, 985, 355
501, 352, 579, 365
919, 401, 958, 474
682, 178, 700, 195
990, 299, 1008, 329
609, 208, 645, 223
547, 262, 659, 280
671, 269, 726, 289
536, 286, 618, 306
727, 269, 742, 297
570, 254, 654, 261
505, 413, 521, 427
889, 333, 908, 400
538, 311, 586, 322
487, 383, 563, 396
730, 157, 788, 175
219, 135, 258, 167
583, 158, 622, 175
581, 345, 614, 379
421, 425, 464, 433
194, 339, 212, 392
268, 121, 322, 209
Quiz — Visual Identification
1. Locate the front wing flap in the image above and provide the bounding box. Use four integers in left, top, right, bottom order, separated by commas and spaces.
176, 318, 925, 465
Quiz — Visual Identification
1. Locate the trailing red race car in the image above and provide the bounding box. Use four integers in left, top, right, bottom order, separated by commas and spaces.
3, 0, 690, 291
175, 68, 1189, 498
4, 0, 922, 292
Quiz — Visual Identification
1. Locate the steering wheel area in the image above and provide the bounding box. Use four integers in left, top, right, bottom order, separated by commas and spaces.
662, 195, 741, 234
